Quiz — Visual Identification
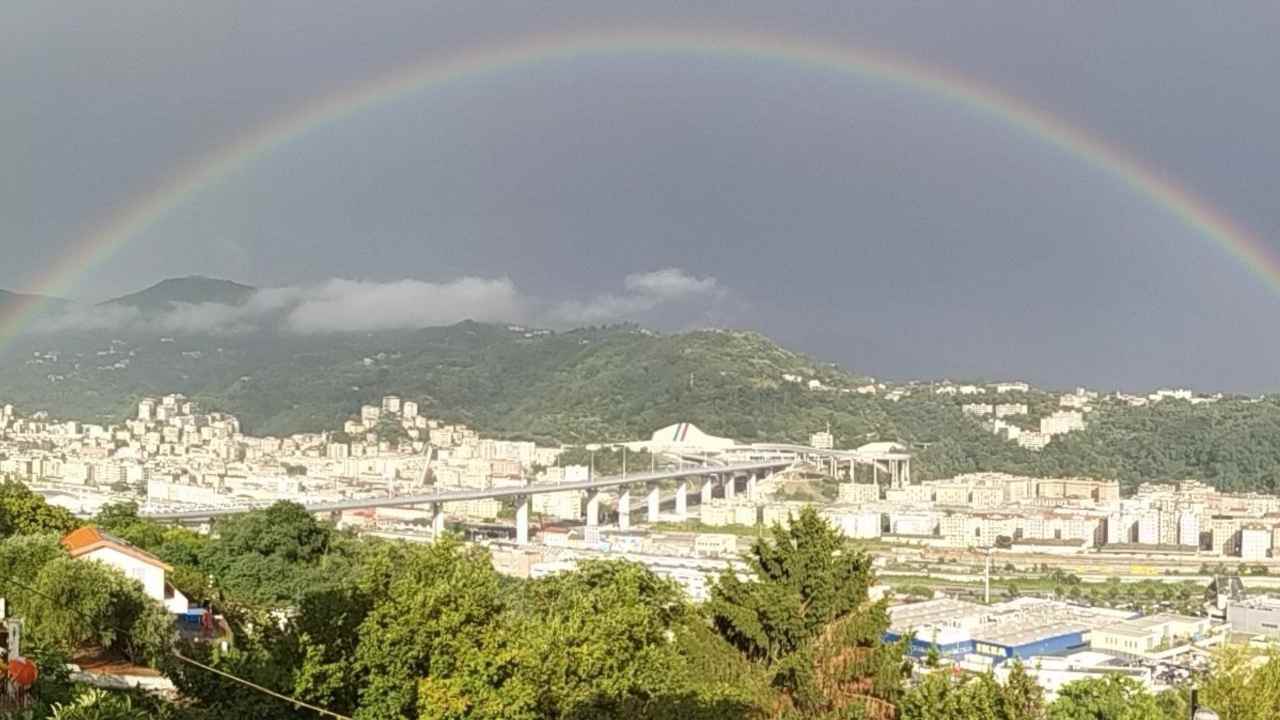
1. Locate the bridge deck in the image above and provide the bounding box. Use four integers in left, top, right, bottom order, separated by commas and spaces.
143, 459, 793, 521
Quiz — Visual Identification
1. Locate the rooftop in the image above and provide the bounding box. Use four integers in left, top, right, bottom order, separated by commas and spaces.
61, 526, 172, 571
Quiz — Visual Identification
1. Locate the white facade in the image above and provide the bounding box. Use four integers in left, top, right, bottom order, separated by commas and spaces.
69, 543, 187, 614
1241, 526, 1272, 561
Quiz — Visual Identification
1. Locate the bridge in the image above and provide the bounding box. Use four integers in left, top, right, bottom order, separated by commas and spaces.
142, 459, 795, 545
737, 443, 912, 487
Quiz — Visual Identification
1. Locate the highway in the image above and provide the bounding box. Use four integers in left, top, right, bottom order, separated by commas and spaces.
142, 459, 793, 521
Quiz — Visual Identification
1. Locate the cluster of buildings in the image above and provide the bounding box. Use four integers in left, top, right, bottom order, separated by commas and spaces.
678, 470, 1280, 561
1106, 480, 1280, 559
0, 394, 563, 520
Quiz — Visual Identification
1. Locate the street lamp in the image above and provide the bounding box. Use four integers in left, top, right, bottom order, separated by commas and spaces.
1190, 688, 1219, 720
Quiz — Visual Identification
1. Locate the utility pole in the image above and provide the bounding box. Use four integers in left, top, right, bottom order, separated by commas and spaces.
984, 547, 993, 604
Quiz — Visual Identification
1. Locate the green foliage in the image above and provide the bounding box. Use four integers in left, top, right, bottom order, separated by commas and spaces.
14, 556, 171, 664
9, 323, 1280, 489
708, 507, 905, 716
1197, 646, 1280, 720
555, 447, 656, 477
50, 688, 152, 720
1046, 675, 1175, 720
0, 481, 78, 538
199, 502, 341, 606
353, 537, 505, 720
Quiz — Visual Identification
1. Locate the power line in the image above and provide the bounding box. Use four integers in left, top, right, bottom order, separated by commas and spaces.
0, 571, 353, 720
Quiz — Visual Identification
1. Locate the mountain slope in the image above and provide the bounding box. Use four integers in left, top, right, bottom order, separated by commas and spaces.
0, 289, 67, 322
2, 321, 1280, 490
101, 276, 256, 310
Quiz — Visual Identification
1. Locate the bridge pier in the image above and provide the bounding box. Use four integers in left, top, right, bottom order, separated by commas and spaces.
723, 473, 736, 501
585, 489, 600, 527
700, 477, 714, 505
618, 488, 631, 530
515, 494, 530, 545
747, 472, 759, 501
431, 503, 445, 539
675, 481, 688, 518
646, 483, 661, 523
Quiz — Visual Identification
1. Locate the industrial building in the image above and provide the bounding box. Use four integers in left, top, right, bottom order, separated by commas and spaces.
885, 598, 1136, 664
1226, 596, 1280, 637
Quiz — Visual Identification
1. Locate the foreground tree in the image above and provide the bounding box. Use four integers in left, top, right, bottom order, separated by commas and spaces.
708, 507, 907, 718
1047, 675, 1176, 720
900, 665, 1044, 720
0, 481, 78, 537
1198, 647, 1280, 720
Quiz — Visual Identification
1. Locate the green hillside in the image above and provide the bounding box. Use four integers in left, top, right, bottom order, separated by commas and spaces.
100, 275, 257, 309
2, 321, 1280, 491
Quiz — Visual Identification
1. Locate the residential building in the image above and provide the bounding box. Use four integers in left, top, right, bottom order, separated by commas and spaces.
62, 527, 188, 614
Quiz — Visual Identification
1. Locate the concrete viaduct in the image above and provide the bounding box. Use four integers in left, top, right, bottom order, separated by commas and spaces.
142, 460, 794, 545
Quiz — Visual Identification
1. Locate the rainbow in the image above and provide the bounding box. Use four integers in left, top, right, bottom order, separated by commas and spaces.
4, 28, 1274, 346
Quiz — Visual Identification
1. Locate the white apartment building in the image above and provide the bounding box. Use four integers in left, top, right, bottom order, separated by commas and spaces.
532, 490, 582, 521
837, 482, 879, 504
1137, 510, 1161, 545
822, 508, 882, 539
1017, 432, 1051, 451
1241, 525, 1272, 561
1040, 411, 1086, 436
1177, 510, 1201, 548
995, 403, 1028, 418
889, 511, 940, 537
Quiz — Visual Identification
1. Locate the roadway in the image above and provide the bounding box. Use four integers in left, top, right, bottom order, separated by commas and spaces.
142, 459, 794, 522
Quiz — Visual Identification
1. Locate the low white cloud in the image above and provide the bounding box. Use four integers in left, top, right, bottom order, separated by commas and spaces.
27, 268, 729, 335
547, 268, 725, 325
285, 277, 524, 333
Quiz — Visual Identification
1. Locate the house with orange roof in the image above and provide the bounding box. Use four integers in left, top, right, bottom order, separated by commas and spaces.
61, 527, 189, 614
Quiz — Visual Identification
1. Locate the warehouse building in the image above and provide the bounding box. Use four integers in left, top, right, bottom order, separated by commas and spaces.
885, 597, 1135, 664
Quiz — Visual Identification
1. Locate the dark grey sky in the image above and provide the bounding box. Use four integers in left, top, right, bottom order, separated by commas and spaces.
5, 1, 1279, 391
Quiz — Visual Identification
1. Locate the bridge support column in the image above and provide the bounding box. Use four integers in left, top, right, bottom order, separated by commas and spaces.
586, 490, 600, 527
515, 494, 530, 545
647, 483, 661, 523
675, 481, 688, 519
431, 503, 445, 539
901, 458, 911, 485
747, 472, 759, 501
701, 477, 714, 505
723, 474, 736, 501
618, 488, 631, 530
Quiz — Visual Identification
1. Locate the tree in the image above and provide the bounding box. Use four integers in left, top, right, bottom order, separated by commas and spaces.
1001, 662, 1047, 720
900, 667, 1044, 720
19, 556, 173, 664
414, 560, 757, 720
708, 507, 906, 717
354, 538, 505, 720
199, 501, 339, 605
0, 481, 78, 537
1047, 675, 1171, 720
1198, 646, 1280, 720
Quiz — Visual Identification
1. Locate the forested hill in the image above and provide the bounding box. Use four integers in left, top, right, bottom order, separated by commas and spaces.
2, 321, 1280, 491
